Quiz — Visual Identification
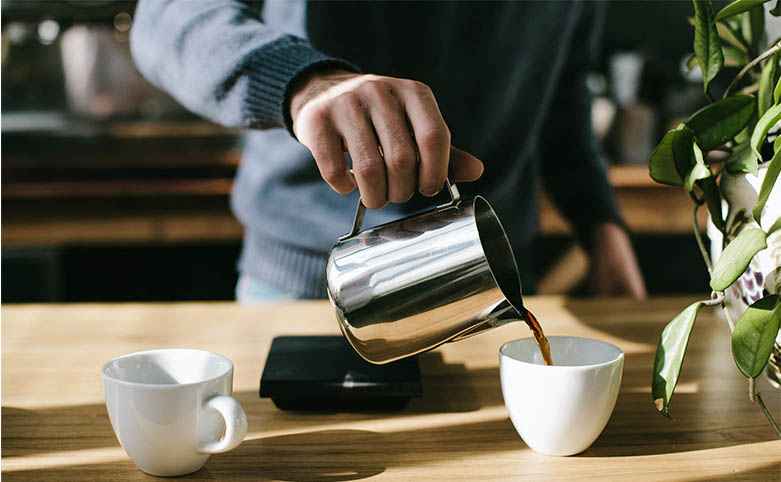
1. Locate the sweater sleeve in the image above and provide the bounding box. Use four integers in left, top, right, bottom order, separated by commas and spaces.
129, 0, 359, 132
538, 1, 624, 246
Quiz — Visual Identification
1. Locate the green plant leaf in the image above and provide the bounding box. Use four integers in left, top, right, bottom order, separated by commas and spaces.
685, 143, 712, 192
725, 141, 759, 174
685, 95, 755, 150
652, 302, 703, 418
775, 75, 781, 104
699, 176, 725, 230
732, 295, 781, 378
753, 145, 781, 223
759, 53, 779, 117
693, 0, 725, 93
717, 21, 751, 53
649, 125, 695, 186
750, 103, 781, 161
723, 45, 748, 67
772, 0, 781, 16
726, 15, 744, 33
715, 0, 770, 21
767, 216, 781, 233
746, 3, 766, 55
686, 53, 700, 74
710, 227, 768, 290
775, 134, 781, 151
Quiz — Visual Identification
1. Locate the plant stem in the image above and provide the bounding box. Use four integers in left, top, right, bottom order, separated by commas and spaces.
702, 292, 724, 306
754, 390, 781, 437
693, 204, 713, 273
724, 40, 781, 99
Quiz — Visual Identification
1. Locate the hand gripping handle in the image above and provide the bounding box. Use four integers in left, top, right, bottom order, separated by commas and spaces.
338, 178, 461, 242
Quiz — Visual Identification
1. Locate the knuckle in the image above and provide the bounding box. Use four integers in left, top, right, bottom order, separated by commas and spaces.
406, 79, 431, 95
385, 147, 415, 171
353, 159, 383, 179
302, 100, 328, 120
318, 162, 344, 184
295, 104, 329, 138
335, 91, 362, 110
418, 124, 450, 148
362, 79, 390, 98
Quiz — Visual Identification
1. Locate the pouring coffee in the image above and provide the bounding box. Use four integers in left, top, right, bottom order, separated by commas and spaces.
326, 181, 552, 366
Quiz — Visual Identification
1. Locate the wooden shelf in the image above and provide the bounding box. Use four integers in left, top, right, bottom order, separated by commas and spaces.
2, 163, 704, 247
540, 163, 707, 236
3, 178, 234, 199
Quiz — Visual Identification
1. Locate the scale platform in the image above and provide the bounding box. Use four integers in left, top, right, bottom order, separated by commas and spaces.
259, 335, 422, 411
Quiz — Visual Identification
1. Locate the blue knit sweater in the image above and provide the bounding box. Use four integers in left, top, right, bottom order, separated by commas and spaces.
130, 0, 621, 298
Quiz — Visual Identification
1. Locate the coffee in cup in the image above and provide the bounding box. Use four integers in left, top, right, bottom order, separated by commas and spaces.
499, 336, 623, 456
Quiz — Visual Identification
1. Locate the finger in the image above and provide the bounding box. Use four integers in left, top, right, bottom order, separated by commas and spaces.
333, 94, 388, 209
365, 83, 417, 203
449, 146, 484, 182
297, 114, 357, 194
398, 81, 450, 196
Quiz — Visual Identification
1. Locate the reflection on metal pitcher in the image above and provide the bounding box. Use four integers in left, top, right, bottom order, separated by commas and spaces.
326, 180, 525, 364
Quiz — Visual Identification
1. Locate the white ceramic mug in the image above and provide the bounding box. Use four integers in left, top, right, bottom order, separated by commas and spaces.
102, 349, 248, 476
499, 336, 624, 456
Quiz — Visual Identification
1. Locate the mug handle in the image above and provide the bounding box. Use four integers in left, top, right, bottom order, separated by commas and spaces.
338, 178, 461, 242
198, 395, 248, 454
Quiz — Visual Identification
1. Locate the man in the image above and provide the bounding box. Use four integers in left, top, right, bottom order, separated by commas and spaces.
130, 0, 646, 302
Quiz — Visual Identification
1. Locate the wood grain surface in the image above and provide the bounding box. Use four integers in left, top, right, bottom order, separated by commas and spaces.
2, 297, 779, 481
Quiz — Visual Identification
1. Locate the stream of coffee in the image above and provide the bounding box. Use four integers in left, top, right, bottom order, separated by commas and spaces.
520, 309, 553, 366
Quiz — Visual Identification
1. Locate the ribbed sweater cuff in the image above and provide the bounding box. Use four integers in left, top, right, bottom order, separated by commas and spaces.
243, 36, 360, 135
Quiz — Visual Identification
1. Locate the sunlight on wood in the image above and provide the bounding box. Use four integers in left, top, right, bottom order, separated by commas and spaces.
626, 382, 701, 394
2, 447, 129, 472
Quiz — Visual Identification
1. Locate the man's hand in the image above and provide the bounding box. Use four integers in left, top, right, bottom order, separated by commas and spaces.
587, 221, 647, 299
289, 70, 484, 209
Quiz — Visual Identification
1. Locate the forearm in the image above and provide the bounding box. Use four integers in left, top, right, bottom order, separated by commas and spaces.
129, 0, 357, 131
539, 1, 622, 243
540, 77, 623, 245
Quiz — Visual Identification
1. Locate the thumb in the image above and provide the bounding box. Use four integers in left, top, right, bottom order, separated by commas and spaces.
449, 146, 484, 182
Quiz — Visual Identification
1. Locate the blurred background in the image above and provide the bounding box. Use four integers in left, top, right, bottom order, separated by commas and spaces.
2, 1, 727, 302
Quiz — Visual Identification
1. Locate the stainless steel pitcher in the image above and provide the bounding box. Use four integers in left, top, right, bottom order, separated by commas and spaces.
326, 181, 526, 364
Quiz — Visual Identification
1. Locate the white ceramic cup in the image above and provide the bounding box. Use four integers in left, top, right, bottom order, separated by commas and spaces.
102, 349, 248, 476
499, 336, 624, 456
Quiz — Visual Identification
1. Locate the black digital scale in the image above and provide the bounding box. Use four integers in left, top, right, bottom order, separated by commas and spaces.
259, 336, 422, 410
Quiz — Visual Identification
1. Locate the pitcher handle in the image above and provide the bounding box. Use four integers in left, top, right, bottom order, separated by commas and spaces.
339, 178, 461, 242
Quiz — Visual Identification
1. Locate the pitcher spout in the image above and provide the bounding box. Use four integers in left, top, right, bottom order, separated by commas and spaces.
489, 298, 525, 325
449, 299, 525, 342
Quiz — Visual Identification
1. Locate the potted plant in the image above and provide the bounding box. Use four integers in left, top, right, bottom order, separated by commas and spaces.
648, 0, 780, 436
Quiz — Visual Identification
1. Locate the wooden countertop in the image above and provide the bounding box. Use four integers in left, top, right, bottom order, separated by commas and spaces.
2, 297, 779, 480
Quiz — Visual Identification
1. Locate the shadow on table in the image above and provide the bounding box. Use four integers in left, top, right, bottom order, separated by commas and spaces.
281, 350, 503, 414
0, 350, 496, 460
563, 297, 678, 346
580, 352, 781, 457
562, 299, 780, 458
1, 404, 117, 456
5, 414, 781, 482
4, 347, 777, 479
2, 416, 519, 482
